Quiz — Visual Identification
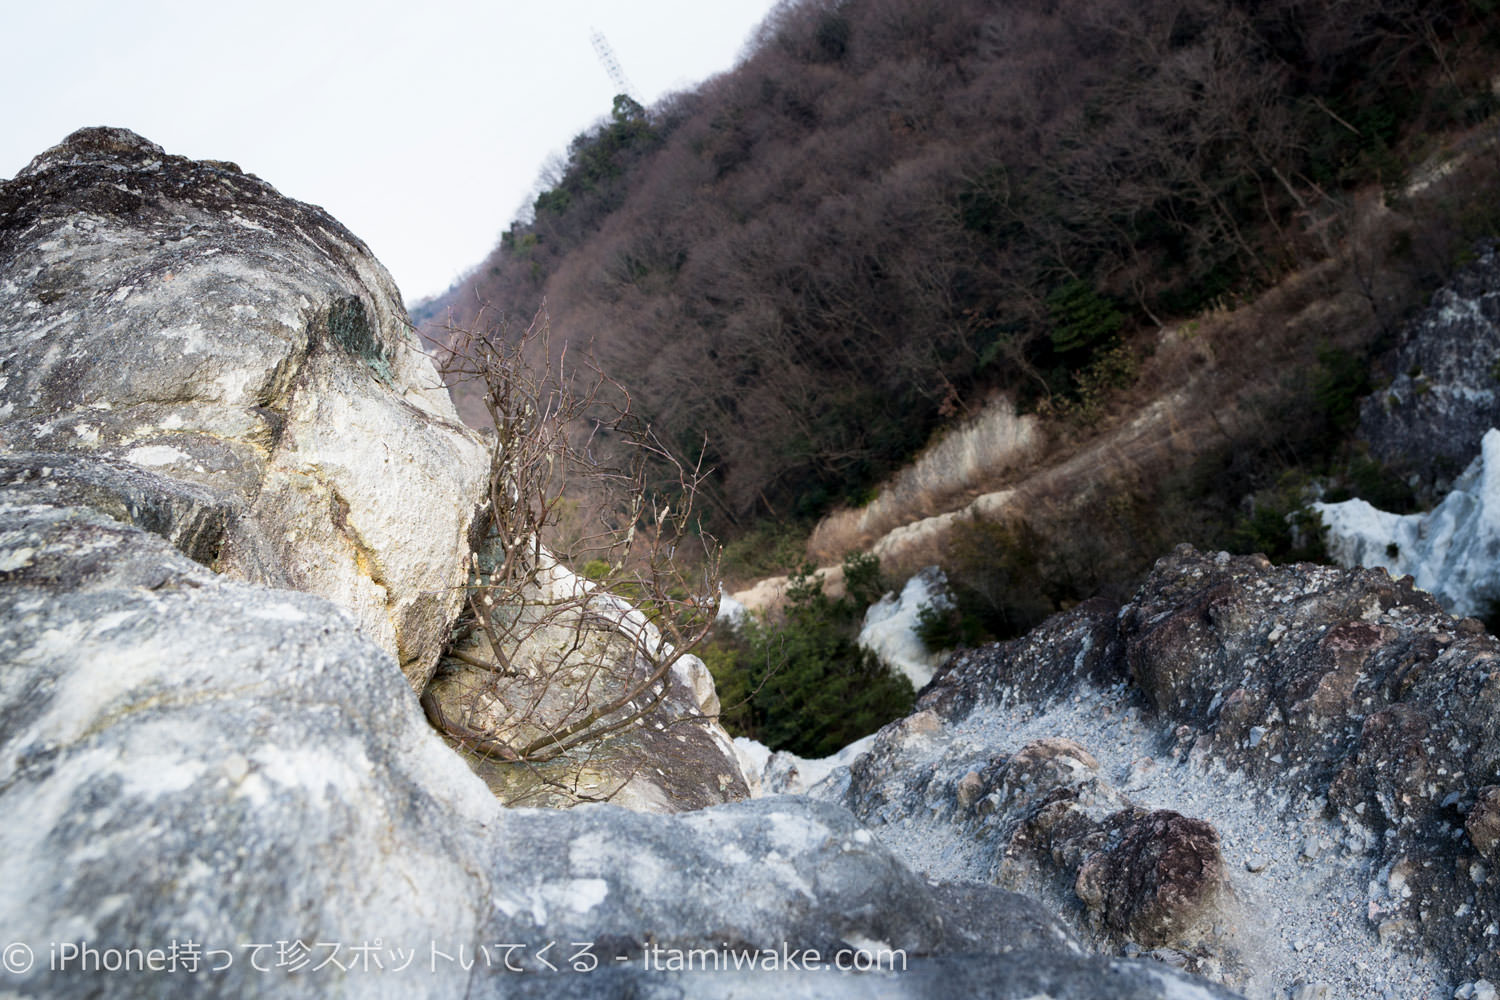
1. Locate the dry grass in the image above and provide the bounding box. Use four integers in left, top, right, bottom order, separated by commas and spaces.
775, 128, 1500, 601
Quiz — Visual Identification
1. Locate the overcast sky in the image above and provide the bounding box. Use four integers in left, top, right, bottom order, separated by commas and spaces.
2, 0, 781, 304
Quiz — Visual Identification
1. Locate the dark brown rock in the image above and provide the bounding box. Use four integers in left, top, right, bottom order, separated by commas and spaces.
1075, 810, 1226, 947
1358, 239, 1500, 492
871, 543, 1500, 986
1467, 786, 1500, 857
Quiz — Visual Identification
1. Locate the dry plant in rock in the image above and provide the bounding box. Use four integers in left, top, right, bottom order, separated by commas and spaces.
425, 308, 722, 767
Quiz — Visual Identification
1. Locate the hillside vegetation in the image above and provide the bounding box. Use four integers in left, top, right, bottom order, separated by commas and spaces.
423, 0, 1498, 533
422, 0, 1500, 747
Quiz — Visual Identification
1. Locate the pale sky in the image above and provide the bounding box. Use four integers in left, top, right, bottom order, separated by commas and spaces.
2, 0, 782, 304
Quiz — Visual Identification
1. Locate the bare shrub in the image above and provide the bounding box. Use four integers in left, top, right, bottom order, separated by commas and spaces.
426, 307, 723, 767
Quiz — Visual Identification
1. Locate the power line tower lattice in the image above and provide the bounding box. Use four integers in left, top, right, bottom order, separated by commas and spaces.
590, 29, 638, 102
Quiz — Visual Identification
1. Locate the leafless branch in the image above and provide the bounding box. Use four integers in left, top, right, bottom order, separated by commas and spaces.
424, 306, 725, 773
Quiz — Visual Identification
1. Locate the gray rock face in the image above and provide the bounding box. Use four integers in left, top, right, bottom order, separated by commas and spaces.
840, 544, 1499, 998
841, 706, 1232, 974
426, 555, 751, 812
0, 479, 498, 1000
0, 130, 1241, 999
484, 953, 1244, 1000
1118, 547, 1500, 989
0, 458, 1244, 999
470, 794, 1240, 998
0, 126, 489, 688
1358, 240, 1500, 489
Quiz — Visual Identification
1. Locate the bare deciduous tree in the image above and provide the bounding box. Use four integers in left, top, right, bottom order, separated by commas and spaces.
424, 307, 723, 768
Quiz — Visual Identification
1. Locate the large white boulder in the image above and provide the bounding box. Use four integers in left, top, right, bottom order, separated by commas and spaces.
0, 127, 489, 688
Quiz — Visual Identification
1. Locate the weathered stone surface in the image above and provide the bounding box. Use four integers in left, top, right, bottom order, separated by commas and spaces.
840, 715, 1231, 969
0, 126, 489, 688
0, 128, 1246, 1000
822, 544, 1500, 997
916, 596, 1126, 721
1467, 786, 1500, 858
0, 486, 497, 999
473, 795, 1240, 997
1358, 239, 1500, 490
425, 556, 749, 812
484, 952, 1244, 999
1073, 810, 1225, 948
481, 795, 945, 959
1119, 547, 1500, 982
0, 480, 1245, 999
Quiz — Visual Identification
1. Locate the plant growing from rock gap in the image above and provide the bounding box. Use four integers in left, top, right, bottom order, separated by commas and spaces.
702, 552, 914, 758
428, 307, 723, 768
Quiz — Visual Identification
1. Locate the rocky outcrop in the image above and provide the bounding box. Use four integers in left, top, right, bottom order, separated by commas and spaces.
426, 556, 748, 812
0, 126, 489, 689
1315, 241, 1500, 621
1117, 547, 1500, 991
837, 703, 1235, 979
820, 545, 1500, 999
1358, 240, 1500, 490
1316, 428, 1500, 617
0, 130, 1241, 999
0, 475, 1239, 999
1, 129, 753, 814
0, 477, 493, 999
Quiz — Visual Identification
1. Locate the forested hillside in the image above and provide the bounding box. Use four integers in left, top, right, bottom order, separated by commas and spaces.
422, 0, 1499, 544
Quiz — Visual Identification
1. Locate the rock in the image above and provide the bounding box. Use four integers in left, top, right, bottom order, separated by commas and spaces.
829, 543, 1500, 996
1467, 786, 1500, 857
956, 770, 986, 809
0, 128, 748, 815
484, 952, 1245, 999
478, 795, 950, 963
840, 716, 1230, 958
0, 130, 1249, 999
919, 596, 1126, 720
927, 880, 1084, 955
0, 498, 1238, 1000
1073, 810, 1226, 948
1358, 239, 1500, 490
1122, 547, 1500, 976
857, 565, 954, 688
473, 793, 1244, 999
423, 555, 749, 812
1315, 428, 1500, 618
1115, 547, 1500, 983
0, 485, 496, 999
0, 365, 1240, 1000
489, 953, 1242, 995
0, 127, 489, 689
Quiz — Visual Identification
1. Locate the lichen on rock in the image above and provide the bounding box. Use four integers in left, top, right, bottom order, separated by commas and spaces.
0, 126, 490, 689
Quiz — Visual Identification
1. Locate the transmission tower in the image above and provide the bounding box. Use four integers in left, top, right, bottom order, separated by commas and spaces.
590, 29, 638, 101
